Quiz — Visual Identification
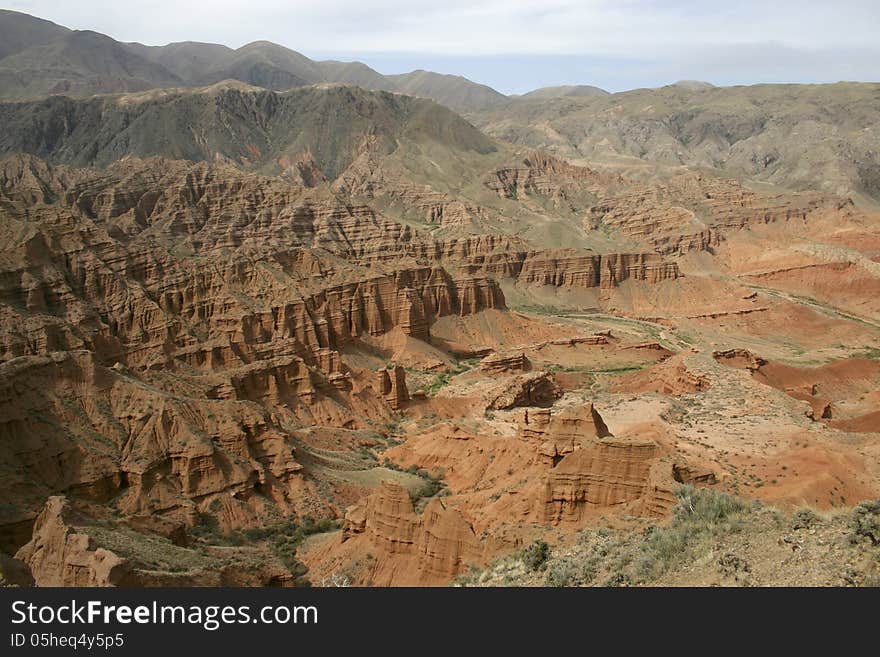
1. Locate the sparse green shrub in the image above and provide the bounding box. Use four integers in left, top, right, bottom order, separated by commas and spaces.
259, 516, 336, 582
385, 417, 405, 436
850, 500, 880, 545
602, 571, 631, 587
242, 526, 275, 541
792, 508, 820, 530
674, 485, 746, 524
637, 486, 747, 580
545, 557, 596, 587
521, 540, 551, 572
854, 347, 880, 360
424, 372, 451, 396
717, 552, 750, 576
382, 457, 403, 471
410, 477, 442, 502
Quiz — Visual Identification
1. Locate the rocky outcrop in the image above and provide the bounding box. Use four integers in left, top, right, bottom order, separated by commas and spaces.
0, 155, 679, 377
16, 497, 294, 587
476, 250, 681, 289
0, 155, 518, 558
16, 497, 136, 587
521, 408, 552, 441
712, 348, 768, 371
343, 483, 417, 554
587, 172, 835, 255
212, 355, 332, 408
0, 163, 509, 372
613, 353, 710, 396
0, 348, 341, 544
395, 287, 430, 341
484, 151, 605, 206
541, 438, 670, 523
480, 351, 531, 375
524, 404, 611, 464
672, 463, 718, 485
342, 481, 481, 583
516, 404, 683, 522
589, 200, 716, 255
376, 365, 410, 410
484, 372, 561, 410
234, 266, 505, 365
334, 148, 492, 230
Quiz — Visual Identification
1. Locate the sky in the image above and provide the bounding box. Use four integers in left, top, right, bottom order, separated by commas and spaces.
4, 0, 879, 93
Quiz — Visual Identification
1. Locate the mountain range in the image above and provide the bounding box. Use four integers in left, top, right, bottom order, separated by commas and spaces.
0, 9, 517, 112
3, 9, 878, 206
474, 80, 880, 204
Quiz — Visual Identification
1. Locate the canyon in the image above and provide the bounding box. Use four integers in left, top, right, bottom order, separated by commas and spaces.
0, 11, 879, 588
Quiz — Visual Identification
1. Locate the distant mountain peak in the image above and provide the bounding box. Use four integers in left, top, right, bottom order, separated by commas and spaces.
519, 85, 610, 100
670, 80, 715, 90
0, 10, 510, 113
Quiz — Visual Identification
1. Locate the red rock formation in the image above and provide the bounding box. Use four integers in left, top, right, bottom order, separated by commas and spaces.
541, 438, 669, 523
588, 171, 837, 255
478, 250, 681, 289
341, 481, 481, 584
516, 404, 684, 522
16, 497, 133, 587
480, 351, 531, 375
672, 463, 718, 485
589, 201, 716, 255
3, 104, 877, 591
0, 156, 520, 559
712, 348, 768, 371
613, 353, 710, 396
527, 404, 611, 463
0, 348, 330, 545
521, 408, 552, 441
484, 372, 561, 410
333, 145, 492, 229
376, 365, 410, 410
17, 497, 294, 587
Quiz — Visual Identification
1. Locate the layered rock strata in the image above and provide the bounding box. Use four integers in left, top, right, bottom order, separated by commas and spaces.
479, 351, 531, 375
519, 404, 684, 522
342, 481, 481, 584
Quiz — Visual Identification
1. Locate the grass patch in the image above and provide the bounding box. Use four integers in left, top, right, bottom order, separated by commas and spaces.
635, 486, 747, 580
545, 557, 597, 587
515, 304, 567, 316
853, 347, 880, 360
424, 359, 480, 396
424, 372, 451, 396
381, 460, 446, 508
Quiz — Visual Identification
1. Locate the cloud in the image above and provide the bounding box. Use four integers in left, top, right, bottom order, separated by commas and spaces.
9, 0, 880, 53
